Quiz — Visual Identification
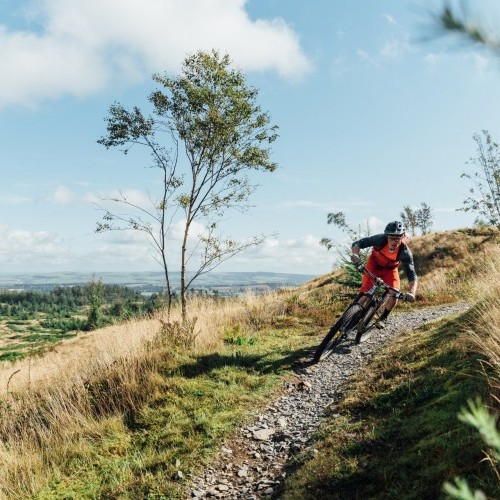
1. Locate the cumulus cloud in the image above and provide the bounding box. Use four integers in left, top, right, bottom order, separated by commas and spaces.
0, 0, 312, 108
0, 224, 71, 266
90, 227, 334, 274
222, 234, 332, 274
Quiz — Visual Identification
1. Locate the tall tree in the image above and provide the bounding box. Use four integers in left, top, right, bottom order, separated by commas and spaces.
458, 130, 500, 227
400, 205, 418, 236
416, 202, 434, 235
320, 211, 358, 250
97, 50, 278, 321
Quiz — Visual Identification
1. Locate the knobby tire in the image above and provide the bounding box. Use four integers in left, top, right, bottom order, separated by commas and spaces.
313, 303, 364, 363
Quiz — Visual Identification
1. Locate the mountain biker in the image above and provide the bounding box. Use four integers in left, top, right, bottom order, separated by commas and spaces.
350, 220, 418, 328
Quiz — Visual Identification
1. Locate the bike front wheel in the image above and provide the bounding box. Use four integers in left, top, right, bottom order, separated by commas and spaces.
354, 296, 388, 344
313, 303, 364, 363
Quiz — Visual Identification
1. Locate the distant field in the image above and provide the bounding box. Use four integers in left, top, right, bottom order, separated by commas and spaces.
0, 315, 78, 362
0, 271, 315, 296
0, 272, 315, 362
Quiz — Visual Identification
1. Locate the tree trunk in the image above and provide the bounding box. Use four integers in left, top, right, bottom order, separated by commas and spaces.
181, 228, 188, 323
161, 254, 172, 320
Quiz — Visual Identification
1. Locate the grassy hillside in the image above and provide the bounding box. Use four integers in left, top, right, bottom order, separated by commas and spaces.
0, 227, 499, 498
282, 227, 500, 499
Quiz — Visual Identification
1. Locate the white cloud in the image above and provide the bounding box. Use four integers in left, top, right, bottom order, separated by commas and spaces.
221, 234, 332, 274
91, 228, 336, 275
356, 34, 412, 70
0, 224, 71, 265
382, 13, 397, 25
49, 185, 77, 205
0, 25, 109, 108
364, 216, 385, 234
357, 48, 378, 67
0, 0, 312, 108
380, 35, 410, 60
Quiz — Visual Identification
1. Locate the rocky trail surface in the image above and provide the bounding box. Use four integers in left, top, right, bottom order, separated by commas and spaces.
188, 303, 470, 499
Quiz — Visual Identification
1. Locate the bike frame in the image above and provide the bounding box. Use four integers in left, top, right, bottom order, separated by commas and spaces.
353, 266, 403, 340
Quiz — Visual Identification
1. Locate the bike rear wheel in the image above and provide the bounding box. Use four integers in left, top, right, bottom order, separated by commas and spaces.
313, 303, 364, 363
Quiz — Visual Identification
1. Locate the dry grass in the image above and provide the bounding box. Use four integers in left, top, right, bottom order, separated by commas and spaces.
0, 316, 160, 394
406, 226, 500, 303
416, 229, 500, 406
0, 290, 299, 394
0, 288, 307, 497
458, 243, 500, 404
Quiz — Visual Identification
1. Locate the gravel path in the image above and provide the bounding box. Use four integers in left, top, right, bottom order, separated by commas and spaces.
188, 302, 470, 499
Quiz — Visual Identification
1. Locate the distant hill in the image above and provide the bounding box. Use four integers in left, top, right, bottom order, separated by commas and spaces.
0, 271, 315, 296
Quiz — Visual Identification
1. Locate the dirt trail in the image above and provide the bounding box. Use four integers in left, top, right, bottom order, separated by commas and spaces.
188, 302, 471, 499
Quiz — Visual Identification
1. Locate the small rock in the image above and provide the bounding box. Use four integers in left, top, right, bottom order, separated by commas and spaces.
277, 417, 288, 428
253, 428, 275, 441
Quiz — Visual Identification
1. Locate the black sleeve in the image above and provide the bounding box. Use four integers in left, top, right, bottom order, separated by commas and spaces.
352, 234, 386, 250
400, 245, 417, 282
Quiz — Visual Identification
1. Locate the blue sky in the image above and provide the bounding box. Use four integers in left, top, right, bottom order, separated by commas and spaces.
1, 0, 500, 276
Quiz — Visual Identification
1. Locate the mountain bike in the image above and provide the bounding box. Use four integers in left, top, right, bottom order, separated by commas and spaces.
312, 266, 408, 363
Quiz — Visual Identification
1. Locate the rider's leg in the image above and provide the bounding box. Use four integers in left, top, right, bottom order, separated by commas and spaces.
378, 269, 401, 323
385, 295, 398, 312
378, 295, 398, 322
357, 294, 368, 306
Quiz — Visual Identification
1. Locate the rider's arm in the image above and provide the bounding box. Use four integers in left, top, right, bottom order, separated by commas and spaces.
351, 235, 385, 265
400, 245, 418, 295
351, 234, 385, 253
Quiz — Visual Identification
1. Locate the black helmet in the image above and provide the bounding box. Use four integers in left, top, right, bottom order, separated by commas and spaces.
384, 221, 405, 236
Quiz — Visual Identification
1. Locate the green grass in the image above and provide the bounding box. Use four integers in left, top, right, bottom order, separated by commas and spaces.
0, 330, 77, 363
280, 312, 498, 499
32, 325, 320, 499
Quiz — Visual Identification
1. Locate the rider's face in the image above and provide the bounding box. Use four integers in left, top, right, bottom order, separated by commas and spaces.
388, 236, 402, 251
